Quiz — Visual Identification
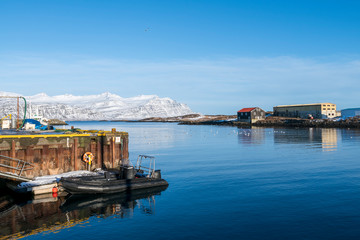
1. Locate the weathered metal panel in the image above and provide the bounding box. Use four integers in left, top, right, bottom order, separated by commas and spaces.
0, 132, 129, 179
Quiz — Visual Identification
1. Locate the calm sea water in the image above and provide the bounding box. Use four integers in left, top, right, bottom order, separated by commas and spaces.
1, 122, 360, 240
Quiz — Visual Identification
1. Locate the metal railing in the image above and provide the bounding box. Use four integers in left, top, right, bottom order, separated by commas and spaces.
135, 155, 155, 178
0, 154, 34, 181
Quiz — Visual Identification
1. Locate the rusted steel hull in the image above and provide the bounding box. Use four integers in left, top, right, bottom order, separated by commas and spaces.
0, 131, 129, 179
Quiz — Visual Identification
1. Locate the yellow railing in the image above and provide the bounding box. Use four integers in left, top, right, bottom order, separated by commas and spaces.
1, 114, 12, 121
0, 133, 92, 139
0, 130, 128, 139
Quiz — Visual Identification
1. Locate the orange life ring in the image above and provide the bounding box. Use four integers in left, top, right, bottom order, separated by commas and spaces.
83, 152, 94, 164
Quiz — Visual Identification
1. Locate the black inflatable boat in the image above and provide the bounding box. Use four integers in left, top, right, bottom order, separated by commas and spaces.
60, 155, 168, 195
60, 176, 168, 195
60, 185, 168, 212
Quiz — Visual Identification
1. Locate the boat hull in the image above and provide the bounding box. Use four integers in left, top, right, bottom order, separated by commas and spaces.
60, 177, 169, 195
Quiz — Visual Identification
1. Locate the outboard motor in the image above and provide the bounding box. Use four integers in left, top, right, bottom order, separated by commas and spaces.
104, 171, 111, 180
123, 166, 135, 180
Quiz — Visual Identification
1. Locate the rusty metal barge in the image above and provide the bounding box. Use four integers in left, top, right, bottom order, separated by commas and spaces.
0, 128, 129, 192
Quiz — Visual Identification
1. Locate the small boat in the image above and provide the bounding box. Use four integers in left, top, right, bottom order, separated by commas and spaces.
60, 155, 168, 195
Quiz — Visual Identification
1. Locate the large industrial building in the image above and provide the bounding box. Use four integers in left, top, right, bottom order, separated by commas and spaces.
341, 108, 360, 118
273, 103, 337, 119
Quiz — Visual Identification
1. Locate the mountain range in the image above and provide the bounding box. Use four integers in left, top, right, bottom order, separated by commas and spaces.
0, 91, 195, 120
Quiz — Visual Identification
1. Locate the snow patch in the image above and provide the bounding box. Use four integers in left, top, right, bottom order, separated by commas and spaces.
18, 170, 102, 187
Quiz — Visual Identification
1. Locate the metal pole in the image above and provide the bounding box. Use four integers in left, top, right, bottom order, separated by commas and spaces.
17, 97, 19, 129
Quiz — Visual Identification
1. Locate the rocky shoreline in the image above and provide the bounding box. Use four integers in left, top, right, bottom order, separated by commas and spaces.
179, 116, 360, 129
46, 119, 68, 125
135, 114, 360, 129
137, 114, 236, 122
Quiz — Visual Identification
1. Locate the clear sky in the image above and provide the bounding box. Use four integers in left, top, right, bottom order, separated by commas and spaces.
1, 0, 360, 114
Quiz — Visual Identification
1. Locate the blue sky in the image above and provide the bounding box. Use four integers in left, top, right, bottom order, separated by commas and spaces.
1, 0, 360, 114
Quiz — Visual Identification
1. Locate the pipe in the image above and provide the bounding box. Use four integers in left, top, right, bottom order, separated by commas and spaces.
17, 96, 27, 130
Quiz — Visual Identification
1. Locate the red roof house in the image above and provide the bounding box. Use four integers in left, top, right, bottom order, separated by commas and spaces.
237, 107, 265, 123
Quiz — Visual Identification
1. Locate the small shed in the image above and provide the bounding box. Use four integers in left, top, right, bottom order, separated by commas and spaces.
237, 107, 266, 123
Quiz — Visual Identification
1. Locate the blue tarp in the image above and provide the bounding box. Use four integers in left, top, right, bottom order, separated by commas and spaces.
24, 119, 49, 130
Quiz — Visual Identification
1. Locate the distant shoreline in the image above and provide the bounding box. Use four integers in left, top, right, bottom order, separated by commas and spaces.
63, 115, 360, 129
179, 119, 360, 129
123, 115, 360, 129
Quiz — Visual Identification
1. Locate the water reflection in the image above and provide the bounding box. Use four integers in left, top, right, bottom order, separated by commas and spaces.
321, 128, 338, 151
237, 127, 265, 145
273, 128, 339, 151
236, 127, 340, 151
0, 186, 167, 239
340, 128, 360, 142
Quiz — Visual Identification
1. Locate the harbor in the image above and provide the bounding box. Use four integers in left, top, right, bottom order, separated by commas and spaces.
2, 121, 360, 239
2, 0, 360, 239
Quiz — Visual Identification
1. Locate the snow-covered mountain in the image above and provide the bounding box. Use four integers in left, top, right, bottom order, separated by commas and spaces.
0, 91, 195, 120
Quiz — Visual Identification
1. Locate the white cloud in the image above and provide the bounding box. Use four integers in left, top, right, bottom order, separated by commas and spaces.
0, 54, 359, 114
